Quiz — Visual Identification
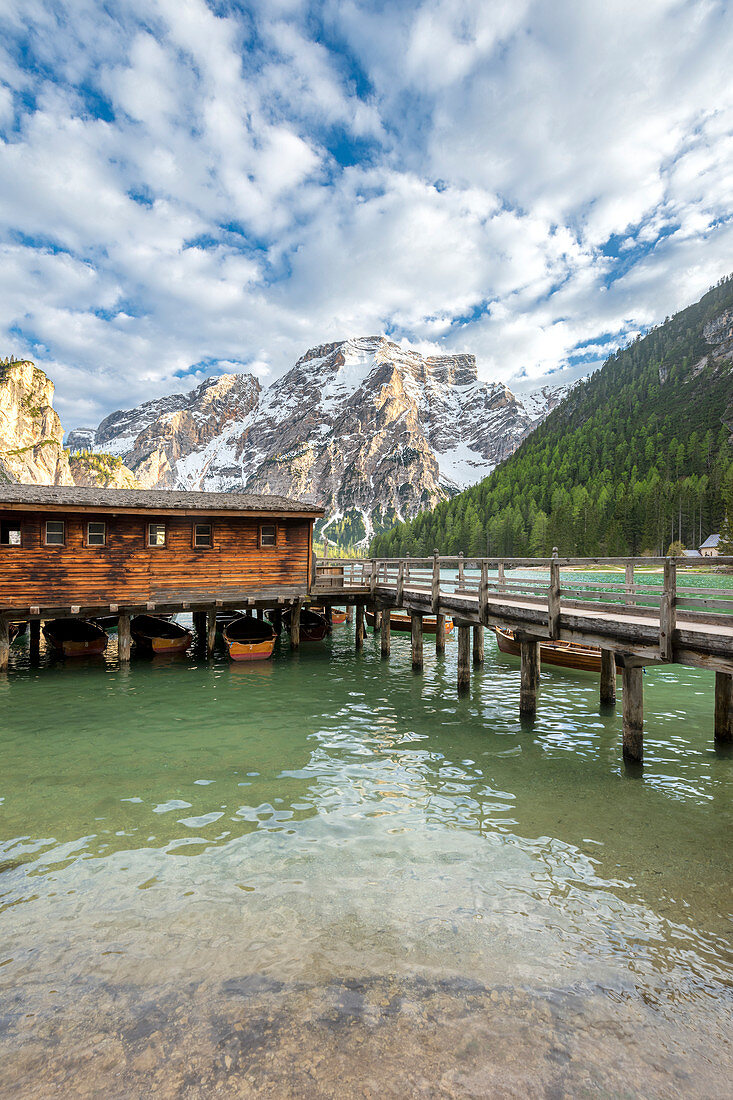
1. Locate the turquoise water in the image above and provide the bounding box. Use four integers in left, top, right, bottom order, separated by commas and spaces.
0, 600, 732, 1097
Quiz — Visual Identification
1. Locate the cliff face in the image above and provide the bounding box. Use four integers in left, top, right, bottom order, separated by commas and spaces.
0, 358, 141, 489
72, 336, 563, 543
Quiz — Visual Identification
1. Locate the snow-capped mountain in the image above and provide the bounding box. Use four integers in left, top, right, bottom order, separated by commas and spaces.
68, 336, 563, 543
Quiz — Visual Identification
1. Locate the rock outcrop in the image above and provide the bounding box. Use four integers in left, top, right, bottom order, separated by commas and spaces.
73, 336, 564, 543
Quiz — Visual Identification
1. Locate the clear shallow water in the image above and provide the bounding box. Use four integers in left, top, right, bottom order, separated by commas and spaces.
0, 610, 731, 1097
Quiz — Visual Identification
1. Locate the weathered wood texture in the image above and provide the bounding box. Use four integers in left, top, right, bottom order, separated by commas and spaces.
0, 509, 313, 608
472, 624, 484, 666
622, 665, 644, 763
714, 672, 733, 743
118, 614, 131, 662
291, 603, 301, 649
458, 625, 471, 694
435, 613, 446, 655
207, 609, 217, 656
520, 639, 540, 715
0, 617, 8, 672
355, 603, 365, 652
411, 612, 423, 671
380, 609, 391, 658
600, 648, 616, 706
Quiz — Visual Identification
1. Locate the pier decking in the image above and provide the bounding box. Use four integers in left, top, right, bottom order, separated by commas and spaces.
313, 552, 733, 761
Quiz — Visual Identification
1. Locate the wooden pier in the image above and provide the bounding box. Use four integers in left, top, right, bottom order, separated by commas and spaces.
312, 551, 733, 762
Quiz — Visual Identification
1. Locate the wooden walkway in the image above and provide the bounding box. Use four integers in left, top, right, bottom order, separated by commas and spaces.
313, 552, 733, 762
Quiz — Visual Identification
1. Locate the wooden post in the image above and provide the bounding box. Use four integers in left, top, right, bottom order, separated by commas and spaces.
431, 549, 440, 612
458, 623, 471, 694
372, 607, 381, 633
207, 609, 217, 655
458, 551, 465, 591
324, 604, 333, 633
600, 649, 616, 706
396, 561, 405, 607
435, 613, 446, 655
472, 624, 484, 666
118, 613, 132, 662
519, 639, 540, 715
291, 602, 301, 649
369, 559, 377, 602
355, 603, 365, 652
714, 672, 733, 743
479, 561, 489, 624
625, 563, 635, 606
29, 618, 41, 664
256, 608, 264, 621
622, 664, 644, 763
659, 559, 676, 661
0, 616, 9, 672
498, 561, 506, 592
411, 612, 423, 671
548, 550, 560, 639
193, 611, 207, 653
345, 605, 353, 624
380, 609, 391, 659
274, 608, 283, 634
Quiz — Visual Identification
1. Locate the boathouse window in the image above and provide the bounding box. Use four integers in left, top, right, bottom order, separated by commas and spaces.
45, 520, 65, 546
148, 522, 166, 547
259, 523, 277, 548
87, 521, 106, 547
193, 523, 212, 548
1, 521, 21, 546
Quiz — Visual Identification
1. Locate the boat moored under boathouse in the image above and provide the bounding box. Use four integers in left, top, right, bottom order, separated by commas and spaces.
0, 484, 324, 664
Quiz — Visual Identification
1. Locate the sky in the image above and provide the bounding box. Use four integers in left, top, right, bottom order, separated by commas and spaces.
1, 0, 732, 428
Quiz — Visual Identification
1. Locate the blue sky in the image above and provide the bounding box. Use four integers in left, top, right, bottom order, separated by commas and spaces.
1, 0, 732, 426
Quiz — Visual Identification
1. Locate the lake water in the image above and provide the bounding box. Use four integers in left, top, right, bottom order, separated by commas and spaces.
1, 592, 732, 1097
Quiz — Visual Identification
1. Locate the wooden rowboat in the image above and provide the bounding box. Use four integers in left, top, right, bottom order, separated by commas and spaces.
42, 618, 108, 657
494, 627, 620, 673
310, 605, 348, 626
365, 610, 454, 636
223, 616, 276, 662
131, 614, 193, 655
282, 608, 329, 642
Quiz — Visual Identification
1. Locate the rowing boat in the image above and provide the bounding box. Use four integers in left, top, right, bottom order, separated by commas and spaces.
365, 610, 454, 635
131, 614, 193, 655
223, 616, 276, 661
281, 607, 329, 641
42, 618, 108, 657
494, 627, 619, 673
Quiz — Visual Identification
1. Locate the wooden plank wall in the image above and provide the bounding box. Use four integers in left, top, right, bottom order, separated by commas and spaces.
0, 510, 312, 607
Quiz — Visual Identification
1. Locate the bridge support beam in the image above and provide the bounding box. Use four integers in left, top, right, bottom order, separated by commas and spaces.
324, 604, 333, 633
346, 605, 353, 624
411, 612, 423, 671
207, 608, 217, 656
600, 649, 616, 706
118, 614, 131, 662
355, 603, 365, 652
291, 603, 301, 649
473, 624, 484, 666
29, 618, 41, 665
622, 665, 644, 763
193, 611, 206, 654
519, 639, 540, 715
372, 608, 381, 634
458, 624, 471, 694
0, 617, 8, 672
714, 672, 733, 743
435, 613, 446, 656
380, 609, 391, 659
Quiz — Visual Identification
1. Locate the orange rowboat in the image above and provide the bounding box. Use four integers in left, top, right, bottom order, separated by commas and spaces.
223, 616, 276, 662
310, 606, 348, 626
42, 618, 108, 658
131, 614, 193, 655
365, 610, 454, 635
494, 627, 620, 673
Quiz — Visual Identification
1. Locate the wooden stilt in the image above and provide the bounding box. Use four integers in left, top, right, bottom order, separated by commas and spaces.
118, 613, 131, 662
519, 639, 540, 715
622, 665, 644, 763
256, 608, 264, 621
714, 671, 733, 743
355, 603, 365, 652
472, 623, 484, 666
206, 609, 217, 655
274, 608, 282, 634
29, 619, 41, 664
0, 617, 9, 672
435, 613, 446, 656
346, 605, 353, 624
600, 649, 616, 706
411, 612, 423, 671
291, 602, 301, 649
193, 611, 206, 653
380, 609, 391, 659
373, 608, 382, 634
325, 604, 333, 632
458, 624, 471, 694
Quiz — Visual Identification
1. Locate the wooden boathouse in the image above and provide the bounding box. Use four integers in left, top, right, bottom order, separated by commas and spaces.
0, 484, 323, 661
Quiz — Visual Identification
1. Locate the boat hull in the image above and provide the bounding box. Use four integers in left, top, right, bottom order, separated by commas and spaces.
131, 615, 193, 655
494, 628, 619, 673
365, 611, 454, 635
42, 619, 108, 658
225, 637, 276, 662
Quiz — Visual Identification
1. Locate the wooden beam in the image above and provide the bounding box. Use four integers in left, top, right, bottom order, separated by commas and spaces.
380, 609, 391, 659
458, 624, 470, 694
472, 623, 484, 666
714, 672, 732, 743
29, 618, 40, 665
355, 603, 365, 652
600, 648, 616, 706
431, 549, 440, 612
193, 611, 206, 654
548, 556, 560, 639
372, 607, 382, 633
411, 612, 423, 672
207, 609, 217, 656
291, 602, 301, 649
622, 665, 644, 763
659, 559, 676, 661
519, 639, 540, 715
345, 604, 353, 624
435, 613, 446, 656
118, 613, 131, 662
0, 616, 8, 672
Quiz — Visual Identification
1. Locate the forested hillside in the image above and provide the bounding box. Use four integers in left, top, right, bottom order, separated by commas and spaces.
371, 277, 733, 558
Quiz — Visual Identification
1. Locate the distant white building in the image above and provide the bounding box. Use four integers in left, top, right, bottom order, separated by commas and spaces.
699, 534, 720, 558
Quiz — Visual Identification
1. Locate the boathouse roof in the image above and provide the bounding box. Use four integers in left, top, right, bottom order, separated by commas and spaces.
0, 483, 324, 516
700, 533, 720, 549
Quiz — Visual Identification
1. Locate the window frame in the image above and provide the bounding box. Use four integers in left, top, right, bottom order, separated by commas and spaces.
258, 522, 277, 549
192, 522, 213, 550
147, 521, 167, 548
86, 520, 107, 548
44, 519, 66, 547
0, 519, 22, 547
